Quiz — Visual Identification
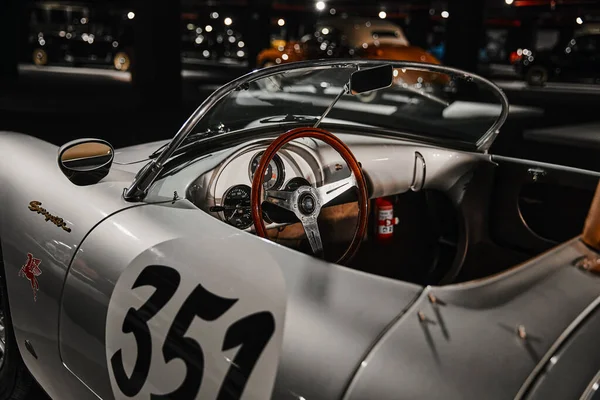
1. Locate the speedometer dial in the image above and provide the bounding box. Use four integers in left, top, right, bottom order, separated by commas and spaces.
249, 151, 285, 190
222, 184, 253, 229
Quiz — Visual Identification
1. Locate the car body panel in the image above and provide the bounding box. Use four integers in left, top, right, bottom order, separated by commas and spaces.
60, 201, 423, 400
0, 131, 142, 399
522, 301, 600, 399
343, 239, 600, 400
0, 57, 597, 400
112, 140, 168, 166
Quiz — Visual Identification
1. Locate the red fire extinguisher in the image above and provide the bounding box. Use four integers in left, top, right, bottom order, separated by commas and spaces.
375, 197, 399, 243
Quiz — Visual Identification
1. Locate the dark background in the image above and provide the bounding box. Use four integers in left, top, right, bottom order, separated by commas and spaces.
1, 0, 600, 170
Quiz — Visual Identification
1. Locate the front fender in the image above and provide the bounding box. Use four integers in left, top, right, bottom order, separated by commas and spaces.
59, 200, 288, 400
0, 131, 140, 399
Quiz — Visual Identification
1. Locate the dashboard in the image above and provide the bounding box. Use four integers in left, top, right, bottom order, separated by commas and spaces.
188, 137, 347, 230
184, 132, 489, 232
217, 148, 317, 230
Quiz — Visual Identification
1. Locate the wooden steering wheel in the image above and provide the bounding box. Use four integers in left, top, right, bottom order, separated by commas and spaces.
251, 127, 369, 264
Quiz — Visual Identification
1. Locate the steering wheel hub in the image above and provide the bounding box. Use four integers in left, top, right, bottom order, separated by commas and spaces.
299, 193, 317, 215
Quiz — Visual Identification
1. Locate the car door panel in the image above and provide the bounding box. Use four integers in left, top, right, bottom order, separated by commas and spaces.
60, 200, 422, 400
489, 155, 599, 255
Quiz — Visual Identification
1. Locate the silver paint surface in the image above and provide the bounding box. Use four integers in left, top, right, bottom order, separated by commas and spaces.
0, 132, 142, 399
1, 129, 600, 400
343, 239, 600, 400
60, 201, 423, 399
522, 304, 600, 399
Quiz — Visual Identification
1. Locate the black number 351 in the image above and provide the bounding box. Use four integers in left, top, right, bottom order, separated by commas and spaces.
109, 265, 276, 400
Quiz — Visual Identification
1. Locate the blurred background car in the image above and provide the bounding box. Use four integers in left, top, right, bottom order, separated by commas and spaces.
28, 2, 134, 71
256, 17, 444, 102
514, 23, 600, 86
256, 17, 440, 68
3, 0, 600, 179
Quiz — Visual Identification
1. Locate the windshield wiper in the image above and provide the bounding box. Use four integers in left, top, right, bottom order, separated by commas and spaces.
149, 122, 229, 159
259, 114, 319, 124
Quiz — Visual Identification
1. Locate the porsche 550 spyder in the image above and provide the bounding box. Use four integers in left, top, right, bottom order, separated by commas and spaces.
2, 60, 600, 400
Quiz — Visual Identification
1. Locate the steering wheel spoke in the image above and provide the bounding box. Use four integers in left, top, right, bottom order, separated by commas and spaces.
251, 127, 369, 265
316, 173, 357, 207
264, 189, 295, 212
300, 216, 324, 257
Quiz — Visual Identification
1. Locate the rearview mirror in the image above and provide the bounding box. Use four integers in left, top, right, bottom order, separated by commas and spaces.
58, 138, 114, 186
349, 64, 394, 95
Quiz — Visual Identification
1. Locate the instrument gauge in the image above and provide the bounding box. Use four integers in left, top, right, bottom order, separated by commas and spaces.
222, 184, 253, 229
284, 177, 311, 191
249, 151, 285, 190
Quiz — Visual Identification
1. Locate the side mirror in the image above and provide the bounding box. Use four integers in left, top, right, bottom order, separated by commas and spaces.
349, 64, 394, 95
57, 138, 114, 186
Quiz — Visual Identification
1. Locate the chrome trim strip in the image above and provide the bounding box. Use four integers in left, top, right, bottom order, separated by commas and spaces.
515, 296, 600, 399
410, 151, 426, 192
62, 361, 103, 400
580, 368, 600, 400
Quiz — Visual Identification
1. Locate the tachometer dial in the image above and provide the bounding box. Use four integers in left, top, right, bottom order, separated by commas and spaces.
284, 177, 311, 191
222, 184, 253, 229
249, 151, 285, 190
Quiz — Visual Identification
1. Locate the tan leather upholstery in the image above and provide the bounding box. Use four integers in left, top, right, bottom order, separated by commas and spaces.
583, 182, 600, 251
267, 202, 360, 243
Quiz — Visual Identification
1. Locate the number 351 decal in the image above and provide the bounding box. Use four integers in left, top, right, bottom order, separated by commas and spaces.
108, 264, 276, 400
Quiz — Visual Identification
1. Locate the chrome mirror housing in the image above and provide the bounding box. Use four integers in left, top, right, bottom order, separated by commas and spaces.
58, 138, 114, 186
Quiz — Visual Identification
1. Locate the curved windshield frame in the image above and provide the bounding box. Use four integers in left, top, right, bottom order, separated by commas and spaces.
124, 59, 508, 201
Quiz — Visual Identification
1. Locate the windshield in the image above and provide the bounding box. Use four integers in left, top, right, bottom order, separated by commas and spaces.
193, 61, 507, 149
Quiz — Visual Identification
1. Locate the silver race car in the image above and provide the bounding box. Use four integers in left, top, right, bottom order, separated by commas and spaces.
1, 60, 600, 400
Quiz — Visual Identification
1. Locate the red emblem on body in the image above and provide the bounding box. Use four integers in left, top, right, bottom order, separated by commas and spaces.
19, 253, 42, 301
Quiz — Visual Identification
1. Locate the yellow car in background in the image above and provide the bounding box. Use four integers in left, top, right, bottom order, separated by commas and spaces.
258, 18, 441, 75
